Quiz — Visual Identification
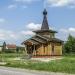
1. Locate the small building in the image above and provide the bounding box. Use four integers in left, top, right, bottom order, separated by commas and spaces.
22, 9, 63, 58
6, 44, 16, 50
5, 44, 16, 53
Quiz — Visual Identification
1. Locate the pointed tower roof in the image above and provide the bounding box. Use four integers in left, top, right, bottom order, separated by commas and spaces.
33, 9, 57, 33
41, 9, 49, 30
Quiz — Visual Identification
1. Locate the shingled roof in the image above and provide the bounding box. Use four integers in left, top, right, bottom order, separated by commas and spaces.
41, 9, 49, 30
22, 34, 63, 45
6, 44, 16, 49
33, 9, 57, 33
23, 39, 39, 45
33, 29, 57, 33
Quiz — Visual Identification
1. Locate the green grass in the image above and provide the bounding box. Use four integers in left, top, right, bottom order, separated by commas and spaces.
4, 57, 75, 74
0, 53, 25, 62
0, 53, 75, 74
0, 53, 24, 58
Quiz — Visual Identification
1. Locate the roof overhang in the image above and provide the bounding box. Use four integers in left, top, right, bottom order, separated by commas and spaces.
33, 29, 57, 33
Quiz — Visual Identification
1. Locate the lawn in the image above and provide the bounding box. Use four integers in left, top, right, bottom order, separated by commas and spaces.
0, 53, 75, 74
0, 53, 25, 62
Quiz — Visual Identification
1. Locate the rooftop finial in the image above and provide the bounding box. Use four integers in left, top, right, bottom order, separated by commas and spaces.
43, 9, 47, 15
41, 9, 49, 30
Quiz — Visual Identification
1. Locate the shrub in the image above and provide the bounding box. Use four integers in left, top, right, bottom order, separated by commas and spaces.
64, 34, 75, 53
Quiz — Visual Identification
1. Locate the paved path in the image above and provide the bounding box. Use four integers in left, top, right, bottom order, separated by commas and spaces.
0, 66, 74, 75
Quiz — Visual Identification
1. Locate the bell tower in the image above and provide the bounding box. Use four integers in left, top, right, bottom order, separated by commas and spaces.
41, 9, 49, 30
33, 9, 57, 38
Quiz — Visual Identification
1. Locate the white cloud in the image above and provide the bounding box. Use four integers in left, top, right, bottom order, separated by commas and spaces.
60, 27, 75, 33
0, 28, 35, 44
0, 18, 5, 23
60, 28, 68, 33
26, 22, 41, 30
69, 27, 75, 32
8, 4, 17, 9
0, 33, 5, 40
46, 0, 75, 7
0, 34, 5, 37
0, 22, 39, 43
10, 34, 18, 39
58, 27, 75, 41
21, 30, 35, 35
19, 22, 41, 40
0, 29, 18, 40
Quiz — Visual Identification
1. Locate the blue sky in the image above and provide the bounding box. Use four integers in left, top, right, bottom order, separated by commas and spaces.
0, 0, 75, 45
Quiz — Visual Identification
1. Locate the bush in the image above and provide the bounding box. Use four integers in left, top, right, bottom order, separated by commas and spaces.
64, 34, 75, 53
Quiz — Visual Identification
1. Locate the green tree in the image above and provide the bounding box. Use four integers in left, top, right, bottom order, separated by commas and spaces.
64, 34, 75, 53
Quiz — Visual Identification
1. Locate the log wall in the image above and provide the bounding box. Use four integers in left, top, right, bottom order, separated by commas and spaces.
33, 42, 62, 56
